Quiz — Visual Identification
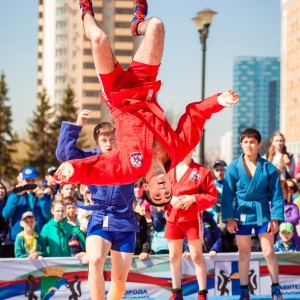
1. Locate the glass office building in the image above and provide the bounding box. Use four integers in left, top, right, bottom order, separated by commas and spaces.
232, 57, 280, 159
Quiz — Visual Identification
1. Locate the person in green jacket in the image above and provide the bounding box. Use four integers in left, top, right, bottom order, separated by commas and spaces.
40, 199, 74, 257
15, 211, 46, 259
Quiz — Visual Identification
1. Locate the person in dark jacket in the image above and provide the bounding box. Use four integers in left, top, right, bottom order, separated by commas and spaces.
134, 209, 151, 260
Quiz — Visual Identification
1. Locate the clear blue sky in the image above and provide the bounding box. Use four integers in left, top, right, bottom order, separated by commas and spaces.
0, 0, 281, 148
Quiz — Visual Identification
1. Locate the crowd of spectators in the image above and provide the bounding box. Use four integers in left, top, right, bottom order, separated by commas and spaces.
0, 132, 300, 261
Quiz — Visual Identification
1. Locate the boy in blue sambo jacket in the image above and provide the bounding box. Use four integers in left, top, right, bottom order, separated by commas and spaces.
221, 128, 285, 300
56, 109, 139, 300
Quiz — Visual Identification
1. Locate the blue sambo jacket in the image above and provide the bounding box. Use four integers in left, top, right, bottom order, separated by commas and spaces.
56, 122, 139, 232
221, 154, 284, 226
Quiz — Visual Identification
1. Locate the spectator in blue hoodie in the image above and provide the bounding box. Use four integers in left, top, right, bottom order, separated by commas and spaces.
2, 166, 53, 252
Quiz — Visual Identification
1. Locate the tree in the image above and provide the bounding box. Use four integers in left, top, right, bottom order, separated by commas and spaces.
0, 72, 19, 182
52, 85, 88, 149
25, 88, 58, 178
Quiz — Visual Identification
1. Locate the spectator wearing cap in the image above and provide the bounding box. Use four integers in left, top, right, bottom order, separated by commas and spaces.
2, 166, 53, 250
274, 222, 300, 252
210, 160, 238, 253
44, 166, 60, 195
14, 211, 46, 259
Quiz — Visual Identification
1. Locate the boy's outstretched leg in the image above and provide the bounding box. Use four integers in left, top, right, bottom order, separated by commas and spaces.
131, 0, 148, 36
131, 2, 164, 67
79, 0, 117, 75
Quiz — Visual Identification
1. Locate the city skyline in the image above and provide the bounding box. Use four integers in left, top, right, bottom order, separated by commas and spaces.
0, 1, 281, 148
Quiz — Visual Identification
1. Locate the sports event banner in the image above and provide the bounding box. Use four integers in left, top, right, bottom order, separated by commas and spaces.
0, 252, 299, 299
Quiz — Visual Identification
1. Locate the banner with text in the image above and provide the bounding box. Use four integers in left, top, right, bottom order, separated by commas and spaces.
0, 252, 299, 299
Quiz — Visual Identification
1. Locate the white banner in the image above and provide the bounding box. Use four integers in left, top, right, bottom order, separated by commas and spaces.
0, 252, 299, 299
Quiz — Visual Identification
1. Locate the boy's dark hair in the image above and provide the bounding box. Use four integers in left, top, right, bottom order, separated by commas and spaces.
143, 190, 172, 207
240, 128, 261, 143
134, 177, 146, 188
63, 196, 77, 206
93, 122, 115, 140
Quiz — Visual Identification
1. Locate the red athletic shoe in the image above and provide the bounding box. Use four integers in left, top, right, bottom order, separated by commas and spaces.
198, 293, 207, 300
131, 0, 148, 36
79, 0, 94, 20
168, 291, 183, 300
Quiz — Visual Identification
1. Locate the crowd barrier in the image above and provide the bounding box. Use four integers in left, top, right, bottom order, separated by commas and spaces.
0, 252, 299, 299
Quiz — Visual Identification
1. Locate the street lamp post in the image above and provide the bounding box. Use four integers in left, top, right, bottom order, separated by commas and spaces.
192, 8, 217, 166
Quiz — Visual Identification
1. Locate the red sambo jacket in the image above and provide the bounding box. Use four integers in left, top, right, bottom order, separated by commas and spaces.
61, 80, 223, 185
165, 160, 217, 223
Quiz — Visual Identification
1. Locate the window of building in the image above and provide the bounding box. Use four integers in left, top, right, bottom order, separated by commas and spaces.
56, 7, 67, 16
55, 76, 66, 84
56, 34, 67, 45
56, 21, 67, 30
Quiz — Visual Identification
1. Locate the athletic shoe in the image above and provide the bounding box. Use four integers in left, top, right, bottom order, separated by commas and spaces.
272, 286, 284, 300
131, 0, 148, 36
239, 290, 250, 300
198, 293, 207, 300
168, 291, 183, 300
79, 0, 94, 20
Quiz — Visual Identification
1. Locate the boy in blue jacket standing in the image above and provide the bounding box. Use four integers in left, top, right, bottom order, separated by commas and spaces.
221, 128, 284, 300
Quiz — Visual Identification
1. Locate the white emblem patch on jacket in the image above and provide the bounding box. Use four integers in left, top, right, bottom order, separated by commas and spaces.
130, 152, 143, 168
190, 170, 200, 182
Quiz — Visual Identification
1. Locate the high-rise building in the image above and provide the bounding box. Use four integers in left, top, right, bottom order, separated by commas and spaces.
37, 0, 139, 145
281, 0, 300, 158
232, 57, 280, 159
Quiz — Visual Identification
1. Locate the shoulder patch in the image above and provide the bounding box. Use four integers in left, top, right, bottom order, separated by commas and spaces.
130, 152, 143, 168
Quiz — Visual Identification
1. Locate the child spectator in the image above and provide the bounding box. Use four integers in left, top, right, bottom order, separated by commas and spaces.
69, 208, 91, 263
14, 212, 45, 259
150, 206, 169, 255
134, 178, 152, 224
57, 184, 76, 200
134, 201, 151, 260
280, 180, 300, 248
63, 196, 80, 226
274, 222, 300, 252
40, 199, 74, 257
81, 185, 94, 206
